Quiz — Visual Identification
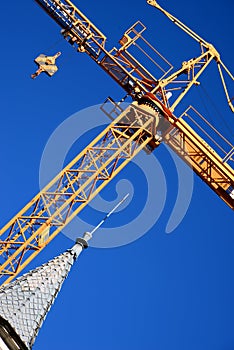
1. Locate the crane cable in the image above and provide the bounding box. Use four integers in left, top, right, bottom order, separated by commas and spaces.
198, 83, 234, 140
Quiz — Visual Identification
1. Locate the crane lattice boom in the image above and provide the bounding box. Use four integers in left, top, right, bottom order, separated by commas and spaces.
0, 104, 158, 285
0, 0, 233, 286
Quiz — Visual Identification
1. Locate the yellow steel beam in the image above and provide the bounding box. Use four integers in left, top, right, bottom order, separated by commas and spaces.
2, 0, 231, 288
147, 0, 234, 113
147, 0, 215, 51
0, 104, 157, 286
164, 117, 234, 208
151, 52, 214, 112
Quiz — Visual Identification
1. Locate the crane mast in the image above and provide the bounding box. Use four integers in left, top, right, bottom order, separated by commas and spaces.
0, 0, 233, 286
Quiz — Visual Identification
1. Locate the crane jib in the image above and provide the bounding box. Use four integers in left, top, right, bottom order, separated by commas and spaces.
0, 0, 233, 287
35, 0, 73, 30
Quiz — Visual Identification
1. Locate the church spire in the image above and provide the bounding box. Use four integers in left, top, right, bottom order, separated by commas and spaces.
0, 234, 90, 349
0, 194, 128, 349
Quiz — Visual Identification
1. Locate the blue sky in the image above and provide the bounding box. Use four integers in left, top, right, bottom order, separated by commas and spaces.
1, 1, 234, 349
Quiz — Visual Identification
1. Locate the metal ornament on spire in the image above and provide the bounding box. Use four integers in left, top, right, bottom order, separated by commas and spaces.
0, 195, 129, 349
90, 193, 130, 235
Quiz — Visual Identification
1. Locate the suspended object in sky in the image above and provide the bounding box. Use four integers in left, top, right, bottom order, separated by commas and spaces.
31, 51, 61, 79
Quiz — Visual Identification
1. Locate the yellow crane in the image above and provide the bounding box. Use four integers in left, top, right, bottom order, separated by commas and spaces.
0, 0, 233, 286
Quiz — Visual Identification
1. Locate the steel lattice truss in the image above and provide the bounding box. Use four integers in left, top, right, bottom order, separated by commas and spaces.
0, 0, 233, 288
0, 104, 156, 285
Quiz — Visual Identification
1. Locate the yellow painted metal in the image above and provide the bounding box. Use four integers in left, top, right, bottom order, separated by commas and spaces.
63, 0, 106, 47
217, 62, 234, 113
147, 0, 234, 113
164, 116, 234, 208
0, 0, 233, 287
37, 0, 106, 52
151, 53, 214, 112
0, 104, 158, 286
147, 0, 212, 47
59, 11, 172, 96
141, 94, 234, 207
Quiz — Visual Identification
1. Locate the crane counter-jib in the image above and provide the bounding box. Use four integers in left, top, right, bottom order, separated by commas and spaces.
34, 0, 106, 37
34, 0, 107, 55
33, 0, 166, 97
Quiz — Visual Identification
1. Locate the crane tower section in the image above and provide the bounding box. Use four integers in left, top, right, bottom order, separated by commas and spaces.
0, 0, 233, 286
0, 105, 158, 286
